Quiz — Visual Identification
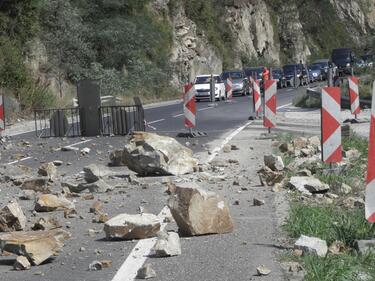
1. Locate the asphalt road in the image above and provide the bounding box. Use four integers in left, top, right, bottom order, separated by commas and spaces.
0, 86, 303, 281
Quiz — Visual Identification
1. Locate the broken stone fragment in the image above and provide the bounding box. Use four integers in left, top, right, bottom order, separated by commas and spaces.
104, 213, 161, 240
90, 201, 103, 214
293, 137, 308, 150
328, 240, 346, 255
288, 177, 329, 194
0, 202, 27, 232
342, 197, 365, 209
153, 231, 181, 257
19, 190, 36, 201
38, 162, 57, 181
354, 240, 375, 255
93, 213, 109, 224
256, 265, 271, 276
31, 217, 61, 231
223, 144, 231, 153
109, 150, 126, 166
20, 177, 49, 192
88, 260, 102, 271
14, 256, 31, 270
137, 263, 156, 279
257, 166, 284, 186
123, 132, 198, 176
35, 194, 75, 212
264, 155, 284, 171
168, 183, 234, 236
278, 143, 290, 153
61, 181, 88, 193
308, 136, 321, 148
0, 229, 71, 265
84, 179, 114, 193
83, 164, 112, 183
253, 198, 265, 206
294, 235, 328, 257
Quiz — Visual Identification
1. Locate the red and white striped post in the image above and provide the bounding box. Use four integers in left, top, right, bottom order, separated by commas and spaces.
0, 95, 4, 134
348, 76, 360, 118
253, 79, 262, 118
365, 81, 375, 222
183, 83, 196, 132
263, 80, 277, 132
226, 78, 233, 101
321, 87, 342, 163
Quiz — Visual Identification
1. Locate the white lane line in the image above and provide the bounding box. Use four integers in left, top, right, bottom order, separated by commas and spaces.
198, 107, 212, 112
7, 157, 32, 165
173, 113, 184, 118
207, 120, 253, 163
111, 206, 171, 281
277, 103, 292, 110
147, 119, 165, 125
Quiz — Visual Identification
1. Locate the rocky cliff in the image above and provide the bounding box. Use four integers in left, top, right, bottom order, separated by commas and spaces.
155, 0, 374, 85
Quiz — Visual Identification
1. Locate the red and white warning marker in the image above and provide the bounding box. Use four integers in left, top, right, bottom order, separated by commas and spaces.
253, 79, 262, 114
348, 76, 360, 116
226, 78, 233, 101
183, 83, 196, 129
0, 95, 4, 132
263, 80, 277, 128
321, 87, 342, 163
365, 81, 375, 222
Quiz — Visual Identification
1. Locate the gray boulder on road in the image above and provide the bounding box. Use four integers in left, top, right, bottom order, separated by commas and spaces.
123, 132, 198, 176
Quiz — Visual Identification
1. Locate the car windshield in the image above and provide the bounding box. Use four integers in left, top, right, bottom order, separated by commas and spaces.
244, 68, 263, 77
309, 64, 321, 71
195, 76, 221, 84
283, 65, 298, 74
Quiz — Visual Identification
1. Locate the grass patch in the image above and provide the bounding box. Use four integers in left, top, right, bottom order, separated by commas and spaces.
284, 204, 375, 247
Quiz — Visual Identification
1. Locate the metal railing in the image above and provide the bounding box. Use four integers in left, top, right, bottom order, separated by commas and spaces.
99, 104, 145, 136
34, 107, 81, 138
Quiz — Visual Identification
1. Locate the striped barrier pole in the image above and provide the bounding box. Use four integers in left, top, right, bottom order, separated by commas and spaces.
366, 81, 375, 222
348, 76, 360, 119
321, 87, 342, 164
253, 79, 262, 118
263, 80, 277, 133
226, 78, 233, 102
183, 83, 196, 132
0, 95, 4, 134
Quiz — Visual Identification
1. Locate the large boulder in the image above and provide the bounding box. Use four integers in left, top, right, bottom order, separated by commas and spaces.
168, 183, 234, 236
123, 132, 198, 176
35, 194, 75, 212
104, 213, 161, 240
0, 229, 70, 265
0, 202, 27, 231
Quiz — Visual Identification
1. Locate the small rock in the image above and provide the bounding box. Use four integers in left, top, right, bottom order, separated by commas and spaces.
109, 150, 126, 166
35, 194, 75, 212
81, 147, 91, 155
153, 231, 181, 257
345, 149, 361, 160
100, 260, 112, 269
88, 260, 102, 271
294, 235, 328, 257
0, 201, 27, 231
90, 201, 103, 214
296, 169, 312, 177
38, 162, 57, 181
264, 155, 284, 171
223, 144, 231, 153
32, 217, 61, 231
137, 263, 156, 279
19, 190, 36, 201
231, 144, 239, 150
83, 164, 112, 183
279, 143, 290, 153
256, 265, 271, 276
354, 240, 375, 255
93, 213, 110, 223
293, 137, 308, 150
253, 198, 265, 206
329, 241, 346, 255
343, 197, 365, 209
14, 256, 31, 271
61, 146, 79, 152
20, 177, 49, 192
83, 179, 114, 193
53, 160, 63, 166
288, 176, 329, 194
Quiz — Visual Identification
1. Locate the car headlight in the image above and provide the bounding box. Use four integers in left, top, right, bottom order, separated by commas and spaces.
346, 63, 351, 67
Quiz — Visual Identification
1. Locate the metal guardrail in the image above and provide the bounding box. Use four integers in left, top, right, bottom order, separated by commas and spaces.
99, 104, 145, 136
34, 107, 81, 138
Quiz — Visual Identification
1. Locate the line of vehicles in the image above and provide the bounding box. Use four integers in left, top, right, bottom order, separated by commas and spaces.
193, 48, 374, 102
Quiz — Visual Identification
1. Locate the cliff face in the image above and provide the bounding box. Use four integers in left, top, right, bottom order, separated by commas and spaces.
157, 0, 374, 83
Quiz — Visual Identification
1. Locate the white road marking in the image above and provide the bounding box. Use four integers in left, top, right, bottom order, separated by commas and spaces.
147, 119, 165, 125
173, 113, 184, 118
198, 107, 212, 112
207, 120, 253, 163
7, 157, 32, 165
277, 103, 292, 110
111, 206, 171, 281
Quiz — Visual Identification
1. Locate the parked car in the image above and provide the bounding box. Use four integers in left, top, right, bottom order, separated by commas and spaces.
308, 64, 323, 82
244, 67, 264, 81
193, 74, 226, 101
312, 59, 336, 80
272, 68, 287, 88
331, 48, 355, 75
361, 54, 374, 67
282, 64, 300, 87
221, 70, 249, 96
